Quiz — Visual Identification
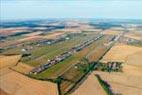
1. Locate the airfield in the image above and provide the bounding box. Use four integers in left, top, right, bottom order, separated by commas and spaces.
0, 20, 142, 95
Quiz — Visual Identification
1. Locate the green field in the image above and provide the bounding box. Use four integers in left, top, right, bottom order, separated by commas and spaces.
30, 35, 110, 79
23, 34, 96, 66
29, 35, 114, 95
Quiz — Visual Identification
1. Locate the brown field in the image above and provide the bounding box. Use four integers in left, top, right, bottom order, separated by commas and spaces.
18, 35, 43, 42
11, 62, 33, 74
124, 32, 142, 40
125, 51, 142, 66
101, 44, 142, 63
71, 73, 106, 95
0, 35, 44, 48
0, 55, 58, 95
93, 71, 142, 95
23, 31, 42, 37
95, 44, 142, 95
102, 30, 123, 36
0, 27, 29, 36
0, 88, 8, 95
123, 64, 142, 76
42, 32, 65, 39
0, 41, 17, 48
0, 70, 58, 95
0, 55, 22, 69
123, 51, 142, 76
54, 28, 81, 33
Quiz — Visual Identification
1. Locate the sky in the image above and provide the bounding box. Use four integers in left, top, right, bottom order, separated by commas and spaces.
1, 0, 142, 21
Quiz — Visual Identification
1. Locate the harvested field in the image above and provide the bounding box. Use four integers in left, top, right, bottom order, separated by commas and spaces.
0, 55, 21, 69
123, 64, 142, 76
124, 32, 142, 40
93, 71, 142, 95
23, 31, 42, 37
71, 73, 106, 95
123, 51, 142, 76
102, 30, 123, 36
0, 88, 8, 95
0, 27, 29, 36
0, 70, 58, 95
18, 36, 43, 42
86, 35, 113, 62
96, 43, 142, 94
54, 28, 81, 33
125, 51, 142, 66
42, 32, 65, 39
101, 44, 142, 63
0, 36, 42, 48
0, 54, 58, 95
11, 62, 33, 74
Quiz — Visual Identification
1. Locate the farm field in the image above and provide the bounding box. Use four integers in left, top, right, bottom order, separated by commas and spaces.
71, 73, 106, 95
100, 44, 142, 63
24, 34, 95, 66
29, 35, 115, 95
0, 70, 58, 95
1, 19, 142, 95
93, 71, 142, 95
102, 29, 123, 36
123, 50, 142, 76
124, 32, 142, 40
93, 43, 142, 95
0, 55, 58, 95
0, 88, 8, 95
30, 35, 111, 79
0, 55, 22, 69
11, 62, 33, 74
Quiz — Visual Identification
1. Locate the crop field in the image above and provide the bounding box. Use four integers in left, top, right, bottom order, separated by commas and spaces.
0, 55, 22, 69
29, 35, 107, 78
22, 33, 97, 66
124, 32, 142, 40
29, 35, 115, 94
0, 55, 58, 95
102, 29, 123, 36
59, 35, 115, 94
0, 70, 58, 95
123, 51, 142, 76
23, 31, 43, 37
0, 27, 29, 36
93, 71, 142, 95
101, 44, 142, 63
42, 32, 65, 39
11, 62, 33, 74
86, 35, 115, 62
94, 43, 142, 95
1, 19, 142, 95
2, 33, 89, 58
71, 73, 106, 95
0, 88, 8, 95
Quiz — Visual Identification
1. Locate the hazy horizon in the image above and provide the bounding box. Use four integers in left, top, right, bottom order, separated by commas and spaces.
1, 0, 142, 21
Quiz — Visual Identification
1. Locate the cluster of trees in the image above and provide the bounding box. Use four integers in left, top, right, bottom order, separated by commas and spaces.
95, 62, 123, 72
